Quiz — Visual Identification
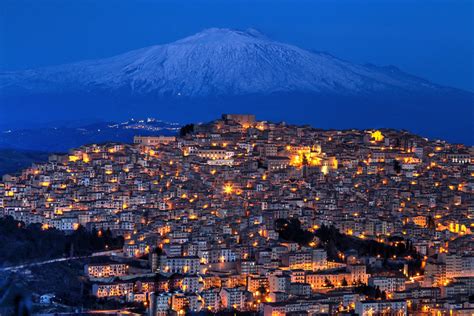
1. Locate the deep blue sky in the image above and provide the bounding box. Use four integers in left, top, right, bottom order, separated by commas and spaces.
1, 0, 473, 92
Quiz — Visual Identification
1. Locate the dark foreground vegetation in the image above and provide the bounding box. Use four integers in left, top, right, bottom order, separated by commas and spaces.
275, 219, 423, 274
275, 218, 314, 245
0, 216, 124, 266
314, 224, 420, 261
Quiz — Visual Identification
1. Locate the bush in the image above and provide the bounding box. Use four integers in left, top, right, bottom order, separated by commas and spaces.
0, 216, 123, 266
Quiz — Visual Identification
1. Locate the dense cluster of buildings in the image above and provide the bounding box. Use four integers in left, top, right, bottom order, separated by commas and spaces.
1, 114, 473, 315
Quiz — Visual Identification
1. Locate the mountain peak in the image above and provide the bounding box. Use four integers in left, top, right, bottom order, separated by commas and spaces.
1, 28, 444, 98
1, 27, 472, 144
174, 27, 269, 45
1, 28, 443, 97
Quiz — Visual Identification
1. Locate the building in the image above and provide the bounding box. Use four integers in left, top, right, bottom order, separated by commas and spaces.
266, 156, 290, 171
159, 256, 200, 274
133, 135, 176, 145
196, 148, 234, 160
369, 275, 406, 293
355, 299, 407, 316
220, 288, 248, 311
222, 114, 256, 127
84, 263, 129, 278
269, 274, 290, 293
263, 300, 329, 316
92, 282, 134, 298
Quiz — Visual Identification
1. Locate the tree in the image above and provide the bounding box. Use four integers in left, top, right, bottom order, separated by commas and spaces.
179, 124, 194, 137
427, 216, 436, 229
0, 216, 124, 266
274, 218, 313, 245
257, 285, 267, 296
324, 277, 334, 288
302, 154, 309, 166
327, 238, 338, 260
375, 286, 382, 299
393, 160, 402, 174
341, 277, 348, 287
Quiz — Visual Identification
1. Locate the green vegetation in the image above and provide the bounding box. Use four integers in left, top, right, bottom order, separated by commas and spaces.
315, 224, 419, 261
275, 219, 423, 274
0, 216, 123, 266
354, 284, 387, 300
393, 159, 402, 174
274, 218, 314, 245
179, 123, 194, 137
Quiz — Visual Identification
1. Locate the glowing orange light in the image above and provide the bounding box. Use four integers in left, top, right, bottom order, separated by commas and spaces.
68, 155, 80, 162
223, 183, 234, 194
370, 130, 384, 142
82, 153, 90, 163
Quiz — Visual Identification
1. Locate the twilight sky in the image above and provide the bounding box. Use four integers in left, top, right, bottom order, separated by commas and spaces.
0, 0, 473, 92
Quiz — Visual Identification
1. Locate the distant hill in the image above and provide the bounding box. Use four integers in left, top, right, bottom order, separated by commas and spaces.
0, 118, 180, 152
0, 149, 50, 176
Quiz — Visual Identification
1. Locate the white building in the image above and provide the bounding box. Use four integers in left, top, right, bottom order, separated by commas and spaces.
220, 288, 247, 311
159, 255, 200, 274
355, 299, 407, 316
368, 275, 406, 293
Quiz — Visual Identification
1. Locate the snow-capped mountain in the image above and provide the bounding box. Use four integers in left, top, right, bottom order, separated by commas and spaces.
1, 28, 472, 143
1, 28, 441, 96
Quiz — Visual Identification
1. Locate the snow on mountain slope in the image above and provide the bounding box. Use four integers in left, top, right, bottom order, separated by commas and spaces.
0, 28, 440, 97
1, 28, 472, 144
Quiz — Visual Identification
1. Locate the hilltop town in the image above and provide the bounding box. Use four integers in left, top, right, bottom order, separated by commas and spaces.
1, 114, 473, 315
